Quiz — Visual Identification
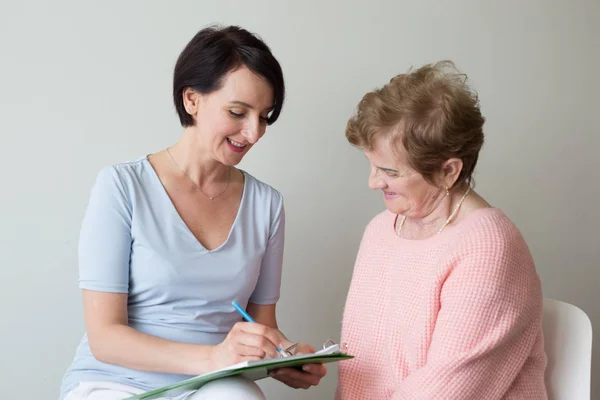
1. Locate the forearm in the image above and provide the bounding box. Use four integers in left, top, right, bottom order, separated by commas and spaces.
89, 324, 214, 376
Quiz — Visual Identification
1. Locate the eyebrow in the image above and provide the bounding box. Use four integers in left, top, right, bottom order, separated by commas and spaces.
363, 154, 399, 173
230, 100, 274, 112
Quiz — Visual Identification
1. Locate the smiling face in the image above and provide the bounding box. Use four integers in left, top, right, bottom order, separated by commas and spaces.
365, 135, 446, 218
183, 65, 275, 166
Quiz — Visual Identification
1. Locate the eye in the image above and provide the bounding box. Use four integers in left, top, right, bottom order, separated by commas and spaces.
259, 115, 269, 122
228, 110, 244, 118
379, 168, 398, 178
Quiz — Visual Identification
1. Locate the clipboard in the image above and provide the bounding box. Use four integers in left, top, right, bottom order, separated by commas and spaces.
124, 341, 353, 399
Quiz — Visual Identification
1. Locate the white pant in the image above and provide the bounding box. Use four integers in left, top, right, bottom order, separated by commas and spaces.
64, 378, 266, 400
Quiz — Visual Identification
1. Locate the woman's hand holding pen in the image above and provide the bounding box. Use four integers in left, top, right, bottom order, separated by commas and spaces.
209, 322, 282, 370
226, 301, 327, 389
208, 323, 327, 389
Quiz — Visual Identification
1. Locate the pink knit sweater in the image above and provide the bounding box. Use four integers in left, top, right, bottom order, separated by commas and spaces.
336, 208, 547, 399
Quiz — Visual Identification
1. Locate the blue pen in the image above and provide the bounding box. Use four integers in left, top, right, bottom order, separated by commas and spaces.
231, 300, 287, 357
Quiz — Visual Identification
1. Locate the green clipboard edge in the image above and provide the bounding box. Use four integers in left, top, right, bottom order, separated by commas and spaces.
124, 353, 354, 400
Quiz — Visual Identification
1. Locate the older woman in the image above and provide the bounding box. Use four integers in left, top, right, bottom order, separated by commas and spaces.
336, 61, 547, 399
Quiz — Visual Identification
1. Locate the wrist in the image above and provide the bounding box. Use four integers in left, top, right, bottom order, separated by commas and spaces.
187, 344, 215, 375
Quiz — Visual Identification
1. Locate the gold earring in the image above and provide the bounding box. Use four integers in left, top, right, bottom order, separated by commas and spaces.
445, 186, 450, 196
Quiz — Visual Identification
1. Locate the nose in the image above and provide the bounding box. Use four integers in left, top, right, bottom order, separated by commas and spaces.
241, 117, 264, 144
368, 168, 386, 191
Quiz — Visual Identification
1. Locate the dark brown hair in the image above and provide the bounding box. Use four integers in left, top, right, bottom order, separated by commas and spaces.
173, 25, 285, 127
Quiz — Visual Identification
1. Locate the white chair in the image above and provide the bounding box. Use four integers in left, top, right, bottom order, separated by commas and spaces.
542, 298, 593, 400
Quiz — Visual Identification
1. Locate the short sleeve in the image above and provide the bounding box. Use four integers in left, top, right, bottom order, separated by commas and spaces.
249, 192, 285, 305
78, 166, 132, 293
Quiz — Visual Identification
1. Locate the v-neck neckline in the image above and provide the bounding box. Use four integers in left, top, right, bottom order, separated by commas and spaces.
143, 155, 248, 253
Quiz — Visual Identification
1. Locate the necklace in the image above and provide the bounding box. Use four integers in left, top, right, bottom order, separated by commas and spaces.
396, 186, 471, 237
166, 147, 231, 200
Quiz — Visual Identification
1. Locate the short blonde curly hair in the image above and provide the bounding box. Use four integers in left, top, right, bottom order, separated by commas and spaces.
346, 60, 485, 187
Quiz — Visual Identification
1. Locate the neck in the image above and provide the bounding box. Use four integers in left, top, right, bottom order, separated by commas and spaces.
169, 128, 230, 186
401, 184, 469, 239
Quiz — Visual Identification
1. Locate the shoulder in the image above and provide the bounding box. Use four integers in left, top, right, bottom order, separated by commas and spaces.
241, 170, 284, 210
444, 209, 543, 317
350, 210, 395, 255
87, 157, 152, 207
454, 208, 531, 257
363, 209, 395, 238
449, 208, 538, 285
91, 157, 152, 193
108, 157, 153, 186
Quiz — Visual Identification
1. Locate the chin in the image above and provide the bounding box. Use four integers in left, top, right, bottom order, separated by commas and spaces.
220, 158, 242, 167
217, 151, 245, 167
382, 200, 402, 215
220, 144, 253, 166
387, 207, 404, 215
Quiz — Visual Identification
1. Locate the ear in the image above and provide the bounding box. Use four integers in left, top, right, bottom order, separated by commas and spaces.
182, 87, 201, 118
440, 158, 463, 190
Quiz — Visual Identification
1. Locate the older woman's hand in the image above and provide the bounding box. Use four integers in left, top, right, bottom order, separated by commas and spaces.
269, 343, 327, 389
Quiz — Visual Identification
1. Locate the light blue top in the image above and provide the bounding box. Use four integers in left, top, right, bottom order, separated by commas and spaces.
60, 157, 285, 399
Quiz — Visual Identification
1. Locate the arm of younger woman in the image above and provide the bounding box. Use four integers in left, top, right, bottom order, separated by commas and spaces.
245, 194, 327, 389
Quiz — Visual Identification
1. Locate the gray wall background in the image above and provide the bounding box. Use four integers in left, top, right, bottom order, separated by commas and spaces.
1, 0, 598, 398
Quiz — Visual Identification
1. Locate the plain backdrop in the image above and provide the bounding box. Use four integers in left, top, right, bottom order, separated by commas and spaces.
1, 0, 598, 399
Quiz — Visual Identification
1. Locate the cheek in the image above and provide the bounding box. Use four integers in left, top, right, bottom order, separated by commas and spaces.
210, 118, 241, 140
391, 179, 431, 204
388, 178, 415, 198
410, 184, 440, 210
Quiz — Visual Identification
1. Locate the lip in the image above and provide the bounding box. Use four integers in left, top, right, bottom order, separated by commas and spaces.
383, 191, 399, 200
226, 138, 247, 153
